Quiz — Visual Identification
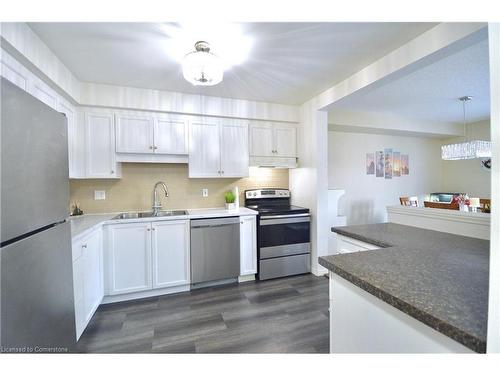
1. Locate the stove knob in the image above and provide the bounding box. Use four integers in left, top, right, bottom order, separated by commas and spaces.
253, 192, 257, 196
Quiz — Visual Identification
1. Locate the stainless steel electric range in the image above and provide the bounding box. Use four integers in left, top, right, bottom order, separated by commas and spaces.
245, 189, 311, 280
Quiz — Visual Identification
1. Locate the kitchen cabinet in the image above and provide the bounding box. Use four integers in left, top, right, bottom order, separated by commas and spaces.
72, 227, 103, 340
85, 112, 121, 178
189, 119, 249, 178
249, 122, 297, 168
58, 99, 86, 178
105, 219, 190, 297
154, 116, 188, 155
106, 222, 152, 295
249, 123, 274, 157
336, 234, 379, 254
151, 220, 190, 289
115, 113, 188, 156
240, 215, 257, 276
115, 114, 154, 154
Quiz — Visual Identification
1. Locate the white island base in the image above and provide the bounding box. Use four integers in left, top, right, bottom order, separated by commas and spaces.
329, 272, 473, 353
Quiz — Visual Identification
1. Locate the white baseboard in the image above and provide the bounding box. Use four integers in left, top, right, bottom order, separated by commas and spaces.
102, 284, 190, 304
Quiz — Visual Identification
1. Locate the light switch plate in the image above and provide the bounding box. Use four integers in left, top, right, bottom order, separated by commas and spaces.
202, 188, 208, 197
94, 190, 106, 200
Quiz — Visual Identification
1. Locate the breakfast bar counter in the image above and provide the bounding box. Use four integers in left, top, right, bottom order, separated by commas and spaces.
319, 223, 489, 353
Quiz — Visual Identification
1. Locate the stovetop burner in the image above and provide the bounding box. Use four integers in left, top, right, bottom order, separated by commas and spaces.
244, 189, 309, 216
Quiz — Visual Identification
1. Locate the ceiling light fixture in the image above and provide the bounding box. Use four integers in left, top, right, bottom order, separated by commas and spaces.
182, 41, 223, 86
441, 96, 492, 160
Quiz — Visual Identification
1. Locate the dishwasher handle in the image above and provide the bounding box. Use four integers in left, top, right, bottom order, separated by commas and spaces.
190, 216, 240, 228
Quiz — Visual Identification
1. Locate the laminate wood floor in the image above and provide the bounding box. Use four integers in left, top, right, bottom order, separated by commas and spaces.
76, 274, 329, 353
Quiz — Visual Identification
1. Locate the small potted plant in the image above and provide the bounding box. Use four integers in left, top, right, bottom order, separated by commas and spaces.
224, 191, 238, 211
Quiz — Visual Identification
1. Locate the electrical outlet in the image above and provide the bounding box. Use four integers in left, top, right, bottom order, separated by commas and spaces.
94, 190, 106, 200
202, 188, 208, 197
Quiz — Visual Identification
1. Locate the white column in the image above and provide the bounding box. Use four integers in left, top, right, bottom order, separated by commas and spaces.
487, 22, 500, 353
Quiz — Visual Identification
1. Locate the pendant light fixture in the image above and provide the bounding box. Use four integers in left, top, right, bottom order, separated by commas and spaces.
441, 96, 492, 160
182, 41, 223, 86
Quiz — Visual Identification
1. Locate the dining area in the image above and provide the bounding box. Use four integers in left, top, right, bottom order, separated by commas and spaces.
400, 193, 491, 213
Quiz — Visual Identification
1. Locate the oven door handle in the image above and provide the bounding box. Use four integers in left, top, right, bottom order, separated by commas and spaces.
259, 214, 310, 226
260, 213, 310, 220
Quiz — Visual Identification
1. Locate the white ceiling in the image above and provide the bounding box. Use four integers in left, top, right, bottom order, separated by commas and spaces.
329, 38, 490, 124
28, 22, 437, 105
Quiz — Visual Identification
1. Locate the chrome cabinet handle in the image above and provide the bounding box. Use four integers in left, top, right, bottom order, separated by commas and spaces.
154, 146, 158, 150
147, 228, 151, 231
82, 244, 87, 248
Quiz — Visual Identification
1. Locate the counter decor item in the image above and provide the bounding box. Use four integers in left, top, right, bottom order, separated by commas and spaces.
224, 190, 237, 211
453, 194, 470, 212
469, 197, 480, 213
71, 203, 84, 216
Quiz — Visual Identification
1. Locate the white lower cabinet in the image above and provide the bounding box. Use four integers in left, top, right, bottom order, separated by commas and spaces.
240, 215, 257, 276
106, 222, 152, 295
336, 234, 380, 254
152, 220, 190, 288
105, 220, 190, 297
72, 227, 104, 340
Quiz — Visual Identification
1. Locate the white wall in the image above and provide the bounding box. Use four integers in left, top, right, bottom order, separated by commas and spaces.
328, 130, 443, 225
441, 120, 491, 198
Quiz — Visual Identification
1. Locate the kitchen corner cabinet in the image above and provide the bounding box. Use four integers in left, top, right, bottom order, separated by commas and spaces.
151, 220, 190, 288
240, 215, 257, 275
72, 228, 104, 340
105, 219, 190, 297
189, 119, 249, 178
105, 222, 152, 295
85, 112, 121, 178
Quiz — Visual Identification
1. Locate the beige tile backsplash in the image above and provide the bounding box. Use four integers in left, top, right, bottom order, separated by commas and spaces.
69, 163, 289, 214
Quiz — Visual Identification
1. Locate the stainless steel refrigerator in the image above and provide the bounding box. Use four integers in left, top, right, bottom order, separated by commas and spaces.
1, 78, 76, 352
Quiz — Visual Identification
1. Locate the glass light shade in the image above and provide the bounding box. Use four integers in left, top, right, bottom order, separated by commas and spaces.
182, 49, 223, 86
441, 140, 492, 160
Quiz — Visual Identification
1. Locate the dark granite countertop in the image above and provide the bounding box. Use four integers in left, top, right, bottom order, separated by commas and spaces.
318, 223, 489, 353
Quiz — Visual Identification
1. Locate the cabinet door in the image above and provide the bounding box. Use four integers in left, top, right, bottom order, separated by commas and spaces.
29, 77, 58, 109
154, 117, 188, 154
85, 113, 119, 178
107, 223, 152, 295
82, 229, 103, 323
72, 239, 86, 340
249, 123, 274, 157
58, 99, 85, 178
220, 122, 249, 177
115, 114, 154, 154
240, 216, 257, 275
188, 120, 221, 177
274, 126, 297, 157
151, 220, 190, 289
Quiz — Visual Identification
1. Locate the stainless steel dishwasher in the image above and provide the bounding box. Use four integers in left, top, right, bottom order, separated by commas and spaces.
190, 217, 240, 287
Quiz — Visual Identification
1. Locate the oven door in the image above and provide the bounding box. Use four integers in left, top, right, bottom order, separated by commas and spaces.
258, 214, 310, 259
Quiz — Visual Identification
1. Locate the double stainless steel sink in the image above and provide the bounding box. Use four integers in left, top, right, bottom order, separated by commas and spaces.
112, 210, 188, 220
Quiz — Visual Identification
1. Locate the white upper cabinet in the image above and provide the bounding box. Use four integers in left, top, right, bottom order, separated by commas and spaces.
151, 220, 190, 289
249, 122, 297, 168
274, 125, 297, 157
220, 122, 249, 177
189, 119, 221, 177
154, 117, 188, 155
115, 114, 154, 154
85, 112, 121, 178
249, 123, 274, 157
189, 119, 249, 178
58, 99, 86, 178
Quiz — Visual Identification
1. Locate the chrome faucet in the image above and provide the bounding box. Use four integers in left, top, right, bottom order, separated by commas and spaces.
152, 181, 169, 213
